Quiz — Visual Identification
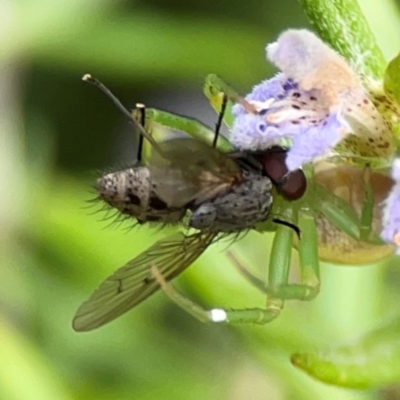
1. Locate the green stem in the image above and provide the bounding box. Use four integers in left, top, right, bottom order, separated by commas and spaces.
298, 0, 386, 78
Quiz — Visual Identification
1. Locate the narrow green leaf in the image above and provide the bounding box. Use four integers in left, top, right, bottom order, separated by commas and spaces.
292, 315, 400, 389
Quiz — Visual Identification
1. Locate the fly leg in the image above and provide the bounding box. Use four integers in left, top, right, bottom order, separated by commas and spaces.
138, 107, 232, 152
228, 209, 319, 319
151, 265, 279, 324
151, 207, 319, 325
313, 180, 382, 245
254, 207, 319, 301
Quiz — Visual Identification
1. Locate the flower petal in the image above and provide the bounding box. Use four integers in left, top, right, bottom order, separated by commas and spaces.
285, 114, 346, 171
266, 29, 359, 106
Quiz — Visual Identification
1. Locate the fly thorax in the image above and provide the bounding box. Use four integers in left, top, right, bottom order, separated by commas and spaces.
189, 170, 273, 233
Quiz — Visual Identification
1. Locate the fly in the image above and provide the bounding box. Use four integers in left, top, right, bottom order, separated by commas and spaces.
72, 75, 305, 331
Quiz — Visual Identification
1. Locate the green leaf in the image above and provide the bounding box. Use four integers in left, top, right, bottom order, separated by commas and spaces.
291, 315, 400, 389
384, 53, 400, 104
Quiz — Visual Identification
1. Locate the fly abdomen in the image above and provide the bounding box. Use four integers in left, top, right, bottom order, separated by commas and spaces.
189, 170, 273, 233
97, 167, 185, 224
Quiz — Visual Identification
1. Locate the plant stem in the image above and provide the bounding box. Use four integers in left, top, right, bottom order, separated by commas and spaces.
298, 0, 386, 78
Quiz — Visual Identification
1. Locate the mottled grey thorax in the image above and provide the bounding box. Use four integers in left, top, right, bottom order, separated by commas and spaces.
189, 170, 273, 233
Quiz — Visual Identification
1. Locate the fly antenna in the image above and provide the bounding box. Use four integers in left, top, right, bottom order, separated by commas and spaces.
82, 74, 163, 154
213, 93, 228, 148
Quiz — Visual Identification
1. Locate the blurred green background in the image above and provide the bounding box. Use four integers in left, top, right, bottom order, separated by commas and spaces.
3, 0, 400, 399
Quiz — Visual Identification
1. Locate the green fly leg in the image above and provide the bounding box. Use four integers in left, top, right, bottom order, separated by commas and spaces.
228, 204, 319, 304
203, 74, 259, 128
265, 222, 293, 312
359, 164, 374, 241
262, 207, 319, 302
226, 251, 266, 292
150, 266, 278, 324
151, 265, 210, 323
313, 181, 382, 245
227, 220, 294, 312
313, 182, 361, 240
137, 107, 232, 153
296, 208, 320, 299
263, 216, 319, 303
203, 74, 235, 128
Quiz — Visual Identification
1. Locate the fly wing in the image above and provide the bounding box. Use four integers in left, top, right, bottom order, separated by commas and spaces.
72, 232, 215, 331
149, 138, 242, 208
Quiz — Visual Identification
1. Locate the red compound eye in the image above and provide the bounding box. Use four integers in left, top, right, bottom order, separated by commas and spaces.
279, 169, 307, 200
260, 148, 307, 201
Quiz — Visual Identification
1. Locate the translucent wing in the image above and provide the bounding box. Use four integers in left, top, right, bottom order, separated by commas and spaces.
149, 138, 242, 208
73, 232, 215, 331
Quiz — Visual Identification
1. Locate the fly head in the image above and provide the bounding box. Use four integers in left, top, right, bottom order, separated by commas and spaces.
255, 147, 307, 200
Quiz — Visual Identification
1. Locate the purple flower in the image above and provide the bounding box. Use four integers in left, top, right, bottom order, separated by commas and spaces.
381, 159, 400, 254
231, 29, 391, 171
286, 113, 344, 171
